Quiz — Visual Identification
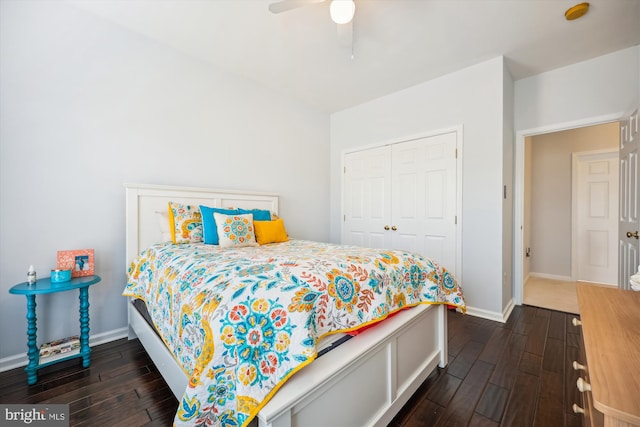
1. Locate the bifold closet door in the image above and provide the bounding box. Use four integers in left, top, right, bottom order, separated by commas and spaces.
343, 131, 457, 273
343, 145, 392, 249
391, 132, 457, 270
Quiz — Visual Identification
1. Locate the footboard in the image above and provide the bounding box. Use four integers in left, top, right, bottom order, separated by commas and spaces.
128, 301, 447, 427
257, 303, 448, 427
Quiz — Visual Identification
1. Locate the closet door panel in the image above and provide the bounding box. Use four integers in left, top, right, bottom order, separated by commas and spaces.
391, 133, 457, 271
343, 146, 392, 249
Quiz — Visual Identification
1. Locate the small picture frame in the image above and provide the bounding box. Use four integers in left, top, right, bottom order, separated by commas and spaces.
57, 249, 95, 278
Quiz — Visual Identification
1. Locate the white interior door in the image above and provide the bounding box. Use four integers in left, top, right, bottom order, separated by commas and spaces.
575, 151, 619, 285
390, 132, 457, 272
343, 146, 392, 249
619, 110, 639, 290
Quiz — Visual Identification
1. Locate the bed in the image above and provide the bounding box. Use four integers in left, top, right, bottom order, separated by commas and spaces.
124, 183, 465, 427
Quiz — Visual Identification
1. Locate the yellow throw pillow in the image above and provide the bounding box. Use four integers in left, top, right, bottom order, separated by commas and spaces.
254, 218, 289, 245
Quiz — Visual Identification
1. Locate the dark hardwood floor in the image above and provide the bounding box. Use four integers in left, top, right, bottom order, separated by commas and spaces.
0, 305, 584, 426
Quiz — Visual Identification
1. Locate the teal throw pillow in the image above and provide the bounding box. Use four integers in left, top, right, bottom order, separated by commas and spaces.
200, 205, 239, 244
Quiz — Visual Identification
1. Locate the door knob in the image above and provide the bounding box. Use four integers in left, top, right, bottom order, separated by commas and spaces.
391, 226, 397, 231
384, 225, 390, 230
627, 230, 639, 239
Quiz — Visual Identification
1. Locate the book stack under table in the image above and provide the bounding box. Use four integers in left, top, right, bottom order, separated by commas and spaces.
39, 335, 80, 363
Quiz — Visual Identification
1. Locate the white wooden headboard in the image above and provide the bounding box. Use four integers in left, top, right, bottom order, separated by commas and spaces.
125, 183, 279, 264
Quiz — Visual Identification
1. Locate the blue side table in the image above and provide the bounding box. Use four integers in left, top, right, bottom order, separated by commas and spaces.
9, 275, 101, 385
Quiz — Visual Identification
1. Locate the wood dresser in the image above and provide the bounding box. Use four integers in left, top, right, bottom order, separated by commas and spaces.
574, 283, 640, 427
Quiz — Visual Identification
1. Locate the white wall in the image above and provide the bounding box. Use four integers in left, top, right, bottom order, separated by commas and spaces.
515, 46, 640, 131
0, 1, 329, 364
330, 57, 507, 318
502, 62, 514, 310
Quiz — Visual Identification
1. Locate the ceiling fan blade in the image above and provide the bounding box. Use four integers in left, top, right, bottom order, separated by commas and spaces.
269, 0, 326, 14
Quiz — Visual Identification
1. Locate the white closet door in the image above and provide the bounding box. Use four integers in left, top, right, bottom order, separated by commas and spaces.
391, 132, 457, 271
343, 146, 392, 249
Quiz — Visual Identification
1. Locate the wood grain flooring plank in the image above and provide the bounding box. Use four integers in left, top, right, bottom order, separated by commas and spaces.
501, 371, 539, 427
535, 307, 552, 319
518, 352, 542, 377
548, 311, 566, 341
390, 367, 444, 426
400, 397, 445, 427
425, 373, 462, 407
478, 327, 512, 365
143, 395, 180, 423
502, 305, 523, 330
446, 329, 471, 358
435, 360, 494, 427
534, 368, 564, 427
542, 337, 564, 374
468, 412, 500, 427
489, 333, 527, 389
447, 339, 486, 379
524, 316, 549, 356
71, 389, 148, 426
475, 382, 510, 422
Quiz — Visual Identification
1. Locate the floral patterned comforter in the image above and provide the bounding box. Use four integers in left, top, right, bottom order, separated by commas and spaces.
123, 240, 465, 427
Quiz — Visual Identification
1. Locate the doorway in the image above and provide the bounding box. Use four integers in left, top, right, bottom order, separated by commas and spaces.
514, 114, 622, 306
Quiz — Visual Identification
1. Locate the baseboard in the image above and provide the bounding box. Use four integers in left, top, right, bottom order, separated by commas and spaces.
502, 299, 515, 322
464, 299, 514, 323
0, 327, 128, 373
529, 272, 573, 282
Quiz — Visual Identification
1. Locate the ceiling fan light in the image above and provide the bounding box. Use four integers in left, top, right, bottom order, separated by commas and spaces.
330, 0, 355, 25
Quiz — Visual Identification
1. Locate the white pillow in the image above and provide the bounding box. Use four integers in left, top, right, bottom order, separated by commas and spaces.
156, 210, 172, 242
213, 213, 258, 248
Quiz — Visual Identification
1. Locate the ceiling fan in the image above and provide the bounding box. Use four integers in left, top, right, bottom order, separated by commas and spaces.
269, 0, 356, 48
269, 0, 355, 23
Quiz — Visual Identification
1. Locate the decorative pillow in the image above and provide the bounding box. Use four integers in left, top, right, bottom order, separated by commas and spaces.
155, 210, 172, 242
237, 208, 272, 221
199, 205, 239, 244
168, 202, 203, 244
213, 213, 258, 248
253, 218, 289, 245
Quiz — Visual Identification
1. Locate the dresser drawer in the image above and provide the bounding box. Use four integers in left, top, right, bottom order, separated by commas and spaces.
571, 317, 604, 427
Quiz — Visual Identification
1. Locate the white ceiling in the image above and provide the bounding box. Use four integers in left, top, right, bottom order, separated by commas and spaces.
69, 0, 640, 113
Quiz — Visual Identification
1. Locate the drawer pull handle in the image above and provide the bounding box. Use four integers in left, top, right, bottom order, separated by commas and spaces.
572, 404, 585, 414
572, 318, 582, 327
572, 361, 586, 371
577, 377, 592, 392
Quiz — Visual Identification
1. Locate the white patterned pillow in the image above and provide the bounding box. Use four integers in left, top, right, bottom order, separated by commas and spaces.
213, 213, 258, 248
168, 202, 203, 244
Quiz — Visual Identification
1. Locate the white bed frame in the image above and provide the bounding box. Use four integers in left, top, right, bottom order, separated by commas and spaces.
125, 183, 449, 427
